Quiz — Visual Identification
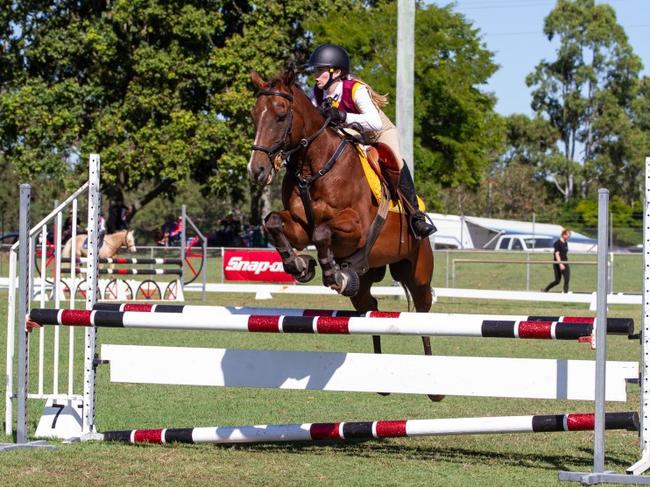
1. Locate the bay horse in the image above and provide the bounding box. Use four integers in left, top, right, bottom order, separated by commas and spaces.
62, 229, 137, 259
248, 70, 440, 400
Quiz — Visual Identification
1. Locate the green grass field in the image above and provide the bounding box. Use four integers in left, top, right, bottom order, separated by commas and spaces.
0, 250, 646, 486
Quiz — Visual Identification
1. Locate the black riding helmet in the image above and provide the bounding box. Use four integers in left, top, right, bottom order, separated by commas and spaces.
308, 43, 350, 75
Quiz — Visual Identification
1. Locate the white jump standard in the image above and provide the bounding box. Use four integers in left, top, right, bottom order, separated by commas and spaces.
93, 412, 639, 445
28, 308, 633, 340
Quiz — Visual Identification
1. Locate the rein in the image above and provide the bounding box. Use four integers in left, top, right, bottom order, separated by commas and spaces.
252, 86, 349, 234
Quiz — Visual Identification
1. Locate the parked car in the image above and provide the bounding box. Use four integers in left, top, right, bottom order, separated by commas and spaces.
494, 233, 597, 253
0, 232, 19, 245
494, 234, 555, 252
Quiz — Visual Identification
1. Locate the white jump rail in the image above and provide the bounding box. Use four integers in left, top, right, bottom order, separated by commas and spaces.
88, 412, 639, 446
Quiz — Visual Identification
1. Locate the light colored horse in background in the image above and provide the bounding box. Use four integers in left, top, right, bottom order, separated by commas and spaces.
62, 230, 136, 259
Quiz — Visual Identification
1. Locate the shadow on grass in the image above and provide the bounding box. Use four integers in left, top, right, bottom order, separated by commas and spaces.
125, 439, 631, 472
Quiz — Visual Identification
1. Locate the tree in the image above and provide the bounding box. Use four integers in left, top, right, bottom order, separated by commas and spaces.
526, 0, 645, 202
500, 114, 561, 166
0, 0, 359, 226
439, 162, 556, 222
307, 1, 503, 199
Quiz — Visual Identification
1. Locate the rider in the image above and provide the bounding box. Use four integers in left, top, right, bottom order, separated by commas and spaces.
107, 192, 130, 233
308, 43, 436, 239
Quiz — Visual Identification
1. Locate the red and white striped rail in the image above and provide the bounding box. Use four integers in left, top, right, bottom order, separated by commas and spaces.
28, 308, 631, 340
93, 412, 638, 445
61, 257, 182, 265
92, 303, 633, 336
61, 268, 182, 276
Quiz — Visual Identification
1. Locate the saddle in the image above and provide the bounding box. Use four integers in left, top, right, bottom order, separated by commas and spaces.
82, 233, 105, 250
366, 144, 401, 195
354, 143, 425, 214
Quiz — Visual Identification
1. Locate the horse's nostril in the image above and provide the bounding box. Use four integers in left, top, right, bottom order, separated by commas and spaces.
256, 167, 268, 184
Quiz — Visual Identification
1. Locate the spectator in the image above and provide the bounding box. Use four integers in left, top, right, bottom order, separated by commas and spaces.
158, 215, 176, 246
542, 229, 572, 293
158, 216, 183, 246
251, 225, 267, 248
218, 214, 242, 247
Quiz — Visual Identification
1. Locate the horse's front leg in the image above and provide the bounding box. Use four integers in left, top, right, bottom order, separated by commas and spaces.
264, 211, 316, 282
312, 221, 361, 297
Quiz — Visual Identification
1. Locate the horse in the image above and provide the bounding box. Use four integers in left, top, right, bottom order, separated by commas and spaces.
248, 70, 440, 401
62, 229, 137, 259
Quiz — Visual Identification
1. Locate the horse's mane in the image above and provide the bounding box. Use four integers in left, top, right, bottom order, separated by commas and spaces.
265, 70, 294, 89
266, 70, 313, 107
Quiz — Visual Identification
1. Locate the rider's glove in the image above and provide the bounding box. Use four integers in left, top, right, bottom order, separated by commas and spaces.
319, 104, 347, 125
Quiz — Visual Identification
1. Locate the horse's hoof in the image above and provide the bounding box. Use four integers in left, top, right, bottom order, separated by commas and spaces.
340, 270, 359, 297
427, 394, 445, 402
294, 255, 316, 283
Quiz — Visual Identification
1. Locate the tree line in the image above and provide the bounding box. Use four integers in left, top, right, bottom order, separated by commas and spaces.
0, 0, 647, 244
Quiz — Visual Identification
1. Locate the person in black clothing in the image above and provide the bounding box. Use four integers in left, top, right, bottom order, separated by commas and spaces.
542, 229, 572, 293
107, 193, 130, 233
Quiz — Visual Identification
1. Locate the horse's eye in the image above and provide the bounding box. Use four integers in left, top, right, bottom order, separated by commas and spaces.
278, 113, 287, 121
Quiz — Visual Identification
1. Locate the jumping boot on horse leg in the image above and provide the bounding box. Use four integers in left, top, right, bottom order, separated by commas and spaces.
312, 225, 360, 297
398, 164, 437, 240
264, 212, 316, 282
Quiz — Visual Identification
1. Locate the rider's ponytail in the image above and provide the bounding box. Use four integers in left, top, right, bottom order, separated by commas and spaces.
349, 75, 389, 108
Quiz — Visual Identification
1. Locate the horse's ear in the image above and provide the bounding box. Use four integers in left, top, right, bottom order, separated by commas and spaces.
250, 71, 267, 89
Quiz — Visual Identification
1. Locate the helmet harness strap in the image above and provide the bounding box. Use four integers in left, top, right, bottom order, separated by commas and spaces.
323, 68, 341, 91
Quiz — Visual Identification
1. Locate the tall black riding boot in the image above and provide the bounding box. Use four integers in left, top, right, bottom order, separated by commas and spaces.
398, 164, 437, 239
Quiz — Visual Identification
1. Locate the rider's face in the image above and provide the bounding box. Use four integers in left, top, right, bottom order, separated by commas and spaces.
314, 67, 341, 90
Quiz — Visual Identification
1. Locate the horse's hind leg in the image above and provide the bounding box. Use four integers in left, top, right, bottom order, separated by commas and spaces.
350, 267, 386, 355
392, 241, 443, 402
351, 267, 390, 396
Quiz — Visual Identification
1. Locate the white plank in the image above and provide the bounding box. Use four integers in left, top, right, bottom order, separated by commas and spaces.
101, 345, 637, 401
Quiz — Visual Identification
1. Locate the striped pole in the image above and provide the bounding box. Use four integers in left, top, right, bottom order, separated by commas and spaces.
93, 412, 638, 445
62, 268, 182, 276
28, 308, 629, 340
61, 257, 182, 265
92, 303, 634, 336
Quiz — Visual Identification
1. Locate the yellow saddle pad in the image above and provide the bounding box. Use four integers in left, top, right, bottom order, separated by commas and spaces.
355, 145, 425, 214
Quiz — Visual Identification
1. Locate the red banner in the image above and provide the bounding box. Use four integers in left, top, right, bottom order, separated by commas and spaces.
222, 249, 295, 283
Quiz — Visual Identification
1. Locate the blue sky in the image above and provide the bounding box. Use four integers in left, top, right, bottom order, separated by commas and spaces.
427, 0, 650, 116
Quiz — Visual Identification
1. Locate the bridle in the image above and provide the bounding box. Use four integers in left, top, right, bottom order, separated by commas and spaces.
251, 86, 330, 173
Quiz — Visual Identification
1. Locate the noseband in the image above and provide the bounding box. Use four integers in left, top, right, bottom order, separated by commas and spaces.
251, 87, 330, 170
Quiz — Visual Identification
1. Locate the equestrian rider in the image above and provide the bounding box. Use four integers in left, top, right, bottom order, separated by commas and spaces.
308, 43, 437, 239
